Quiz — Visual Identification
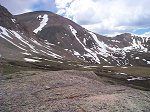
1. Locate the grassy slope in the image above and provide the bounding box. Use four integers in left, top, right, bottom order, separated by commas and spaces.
0, 58, 150, 90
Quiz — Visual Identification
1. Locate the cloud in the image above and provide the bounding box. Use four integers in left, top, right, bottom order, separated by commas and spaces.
1, 0, 37, 14
141, 31, 150, 37
55, 0, 74, 17
1, 0, 150, 36
55, 0, 150, 36
0, 0, 56, 15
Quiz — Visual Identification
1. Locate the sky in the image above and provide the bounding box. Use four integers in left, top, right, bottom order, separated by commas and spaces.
1, 0, 150, 37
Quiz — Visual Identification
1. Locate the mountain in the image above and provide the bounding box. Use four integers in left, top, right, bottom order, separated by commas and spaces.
0, 5, 150, 66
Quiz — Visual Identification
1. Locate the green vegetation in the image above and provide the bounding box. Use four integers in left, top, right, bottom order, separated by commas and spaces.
1, 58, 150, 91
98, 66, 150, 77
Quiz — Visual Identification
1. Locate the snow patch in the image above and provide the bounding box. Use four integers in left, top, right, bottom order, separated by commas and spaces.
33, 57, 43, 60
123, 37, 148, 52
83, 38, 86, 45
24, 58, 41, 62
74, 51, 80, 56
64, 49, 68, 51
147, 61, 150, 64
0, 26, 13, 39
33, 14, 48, 33
142, 59, 146, 61
11, 19, 16, 23
121, 67, 128, 68
135, 57, 140, 59
103, 66, 115, 68
30, 38, 42, 46
127, 77, 147, 81
44, 40, 55, 46
111, 40, 120, 43
119, 73, 127, 75
22, 52, 31, 55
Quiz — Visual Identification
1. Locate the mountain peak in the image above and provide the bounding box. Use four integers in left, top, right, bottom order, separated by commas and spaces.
115, 33, 132, 38
0, 5, 14, 29
0, 5, 28, 33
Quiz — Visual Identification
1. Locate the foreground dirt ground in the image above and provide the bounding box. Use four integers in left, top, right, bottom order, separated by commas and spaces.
0, 70, 150, 112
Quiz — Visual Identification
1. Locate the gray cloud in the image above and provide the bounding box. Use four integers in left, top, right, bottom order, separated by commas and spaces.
1, 0, 150, 36
55, 0, 150, 36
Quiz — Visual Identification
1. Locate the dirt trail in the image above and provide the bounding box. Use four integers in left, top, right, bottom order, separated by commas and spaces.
0, 70, 150, 112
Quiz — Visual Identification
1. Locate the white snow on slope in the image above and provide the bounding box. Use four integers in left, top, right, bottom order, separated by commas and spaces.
24, 58, 41, 62
40, 50, 62, 59
44, 40, 55, 46
0, 26, 27, 51
147, 61, 150, 64
0, 26, 37, 51
33, 14, 48, 33
69, 25, 100, 63
127, 77, 147, 81
12, 31, 36, 51
22, 52, 31, 55
83, 38, 86, 45
142, 59, 146, 61
89, 31, 128, 65
0, 26, 13, 39
73, 51, 80, 56
103, 66, 115, 67
30, 38, 42, 46
68, 25, 149, 65
135, 57, 140, 59
120, 73, 127, 75
89, 32, 109, 57
131, 34, 150, 42
69, 25, 129, 64
111, 40, 120, 43
11, 19, 16, 23
1, 35, 26, 51
123, 37, 148, 52
0, 26, 40, 54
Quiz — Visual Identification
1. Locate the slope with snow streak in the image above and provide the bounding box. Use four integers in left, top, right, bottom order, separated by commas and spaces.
69, 25, 100, 64
68, 25, 150, 66
24, 58, 41, 62
0, 25, 64, 61
89, 31, 109, 57
83, 31, 127, 65
0, 26, 27, 51
89, 32, 150, 65
69, 25, 141, 65
33, 14, 49, 34
123, 37, 148, 52
1, 4, 150, 66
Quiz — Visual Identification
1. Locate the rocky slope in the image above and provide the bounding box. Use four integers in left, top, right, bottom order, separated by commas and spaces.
0, 5, 150, 66
1, 70, 150, 112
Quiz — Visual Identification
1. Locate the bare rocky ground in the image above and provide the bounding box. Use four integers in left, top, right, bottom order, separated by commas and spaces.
0, 70, 150, 112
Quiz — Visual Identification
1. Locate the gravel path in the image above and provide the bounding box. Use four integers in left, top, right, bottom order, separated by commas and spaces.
0, 70, 150, 112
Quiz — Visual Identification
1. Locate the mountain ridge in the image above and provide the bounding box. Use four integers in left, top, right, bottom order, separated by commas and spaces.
0, 5, 150, 66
